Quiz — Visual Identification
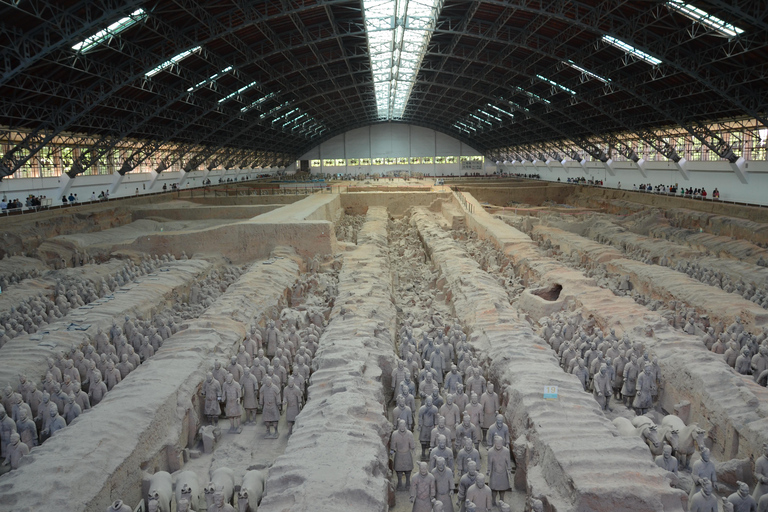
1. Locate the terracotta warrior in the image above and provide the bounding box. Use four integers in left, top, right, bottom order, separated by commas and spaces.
418, 397, 438, 460
259, 376, 281, 438
753, 443, 768, 503
633, 363, 654, 415
458, 460, 479, 512
727, 481, 756, 512
42, 402, 66, 438
89, 371, 108, 406
432, 456, 454, 512
690, 448, 717, 502
429, 434, 454, 472
410, 462, 436, 512
241, 367, 259, 424
479, 383, 499, 433
0, 408, 17, 457
466, 473, 493, 512
221, 374, 242, 432
457, 436, 481, 476
393, 395, 414, 431
107, 500, 133, 512
2, 432, 28, 470
655, 444, 679, 475
486, 435, 513, 506
689, 478, 718, 512
282, 376, 303, 435
391, 419, 416, 491
486, 414, 509, 448
202, 372, 222, 425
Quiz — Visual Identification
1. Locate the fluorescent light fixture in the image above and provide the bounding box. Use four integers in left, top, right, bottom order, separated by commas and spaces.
506, 99, 530, 113
564, 59, 611, 83
602, 35, 662, 66
536, 74, 576, 95
283, 113, 308, 127
363, 0, 444, 119
514, 86, 550, 104
72, 8, 147, 53
469, 113, 493, 126
240, 91, 279, 113
260, 101, 293, 120
666, 1, 744, 37
488, 104, 515, 118
456, 121, 476, 131
218, 80, 260, 104
145, 46, 202, 77
272, 108, 299, 123
478, 109, 502, 122
187, 66, 233, 93
453, 124, 471, 134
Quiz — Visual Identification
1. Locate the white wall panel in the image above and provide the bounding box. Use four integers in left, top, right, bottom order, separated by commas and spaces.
345, 126, 371, 158
319, 133, 345, 159
410, 125, 435, 157
371, 124, 410, 157
436, 131, 462, 156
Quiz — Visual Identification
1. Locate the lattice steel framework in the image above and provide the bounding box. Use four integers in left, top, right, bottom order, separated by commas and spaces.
0, 0, 765, 179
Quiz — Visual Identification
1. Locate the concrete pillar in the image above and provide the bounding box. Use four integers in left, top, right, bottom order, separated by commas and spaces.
729, 156, 749, 184
55, 174, 75, 203
108, 171, 125, 196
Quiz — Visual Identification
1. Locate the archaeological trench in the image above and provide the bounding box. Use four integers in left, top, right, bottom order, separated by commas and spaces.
2, 179, 768, 512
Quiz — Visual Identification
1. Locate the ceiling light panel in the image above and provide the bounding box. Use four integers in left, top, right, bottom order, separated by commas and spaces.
363, 0, 444, 120
72, 8, 147, 53
563, 60, 611, 83
187, 66, 233, 93
536, 74, 576, 95
666, 1, 744, 37
145, 46, 202, 77
602, 35, 662, 66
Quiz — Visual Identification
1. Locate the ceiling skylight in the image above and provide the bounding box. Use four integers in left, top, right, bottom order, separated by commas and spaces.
145, 46, 202, 77
666, 1, 744, 37
187, 66, 233, 93
564, 59, 611, 83
218, 80, 260, 104
536, 74, 576, 95
72, 8, 147, 53
363, 0, 444, 120
602, 35, 662, 66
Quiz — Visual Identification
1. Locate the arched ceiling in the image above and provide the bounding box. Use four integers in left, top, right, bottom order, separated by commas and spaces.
0, 0, 765, 176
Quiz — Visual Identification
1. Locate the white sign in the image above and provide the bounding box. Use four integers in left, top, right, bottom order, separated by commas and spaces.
543, 386, 558, 399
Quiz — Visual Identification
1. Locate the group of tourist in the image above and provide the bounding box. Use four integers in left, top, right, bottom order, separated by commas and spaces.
563, 176, 603, 185
0, 194, 47, 211
631, 183, 720, 199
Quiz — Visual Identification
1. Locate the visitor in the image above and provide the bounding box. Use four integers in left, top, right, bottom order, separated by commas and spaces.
701, 188, 707, 199
0, 198, 6, 210
68, 193, 75, 203
62, 195, 68, 205
90, 191, 97, 201
162, 183, 167, 191
713, 188, 720, 199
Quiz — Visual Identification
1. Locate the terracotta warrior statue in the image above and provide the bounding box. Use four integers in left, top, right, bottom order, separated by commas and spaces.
391, 419, 416, 491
